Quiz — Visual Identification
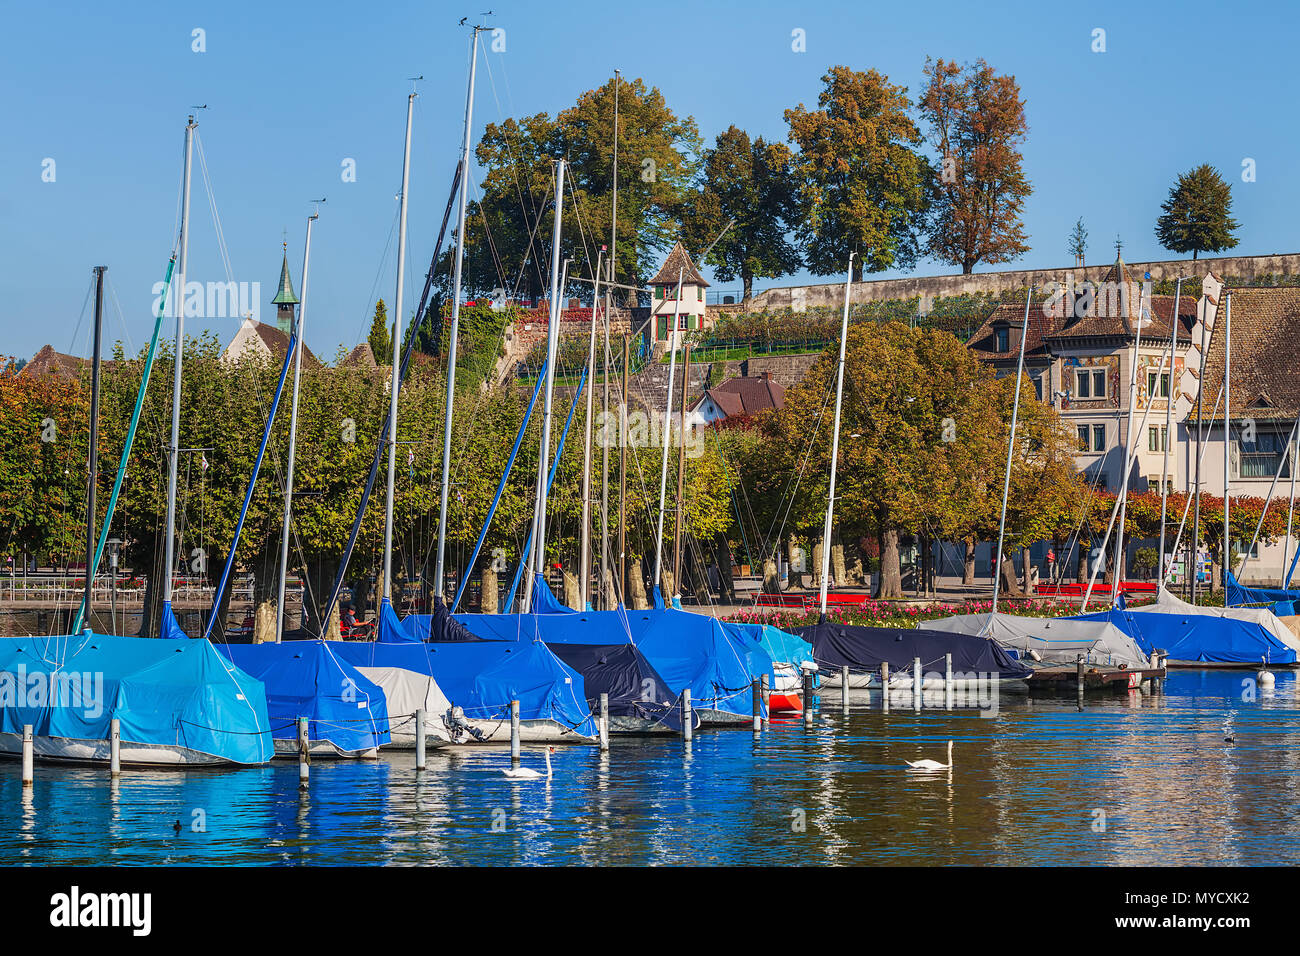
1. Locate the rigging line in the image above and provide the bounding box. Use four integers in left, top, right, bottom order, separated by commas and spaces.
104, 275, 137, 357
193, 133, 236, 284
467, 176, 508, 291
65, 270, 96, 357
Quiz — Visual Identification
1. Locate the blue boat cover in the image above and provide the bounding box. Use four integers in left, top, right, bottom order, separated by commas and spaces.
159, 603, 189, 640
455, 602, 769, 720
387, 597, 480, 643
0, 632, 273, 764
215, 641, 391, 752
1225, 570, 1300, 608
1067, 606, 1299, 665
545, 641, 690, 731
722, 621, 814, 669
795, 620, 1033, 679
419, 640, 597, 736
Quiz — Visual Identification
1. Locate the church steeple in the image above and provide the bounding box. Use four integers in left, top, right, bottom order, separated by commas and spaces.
271, 241, 300, 335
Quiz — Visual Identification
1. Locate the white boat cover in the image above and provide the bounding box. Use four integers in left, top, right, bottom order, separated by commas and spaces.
923, 612, 1151, 668
1130, 588, 1300, 655
353, 666, 453, 746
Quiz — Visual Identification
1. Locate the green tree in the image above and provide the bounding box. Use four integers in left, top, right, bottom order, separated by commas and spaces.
1069, 217, 1088, 264
919, 57, 1031, 275
683, 126, 801, 303
784, 66, 931, 281
1155, 164, 1240, 260
369, 299, 392, 365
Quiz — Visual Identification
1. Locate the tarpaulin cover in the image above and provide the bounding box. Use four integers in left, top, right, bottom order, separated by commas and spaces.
455, 605, 769, 720
722, 621, 815, 669
158, 603, 189, 640
0, 632, 273, 764
546, 641, 689, 730
420, 640, 597, 736
1068, 604, 1299, 665
1129, 587, 1300, 658
326, 641, 455, 742
215, 641, 391, 753
795, 620, 1033, 679
922, 611, 1150, 668
1225, 570, 1300, 608
388, 597, 480, 643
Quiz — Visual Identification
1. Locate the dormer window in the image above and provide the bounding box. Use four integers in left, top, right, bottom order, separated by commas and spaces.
994, 327, 1009, 352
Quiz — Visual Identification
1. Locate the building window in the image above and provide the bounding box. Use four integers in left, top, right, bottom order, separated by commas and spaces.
1075, 367, 1107, 399
1077, 423, 1106, 452
1239, 431, 1292, 479
994, 327, 1009, 353
1148, 425, 1167, 452
1033, 375, 1043, 401
1147, 370, 1171, 398
698, 286, 703, 301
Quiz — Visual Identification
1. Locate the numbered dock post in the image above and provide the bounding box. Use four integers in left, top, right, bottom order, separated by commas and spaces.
599, 693, 610, 751
415, 708, 426, 770
297, 717, 310, 790
1076, 658, 1085, 703
803, 667, 815, 726
510, 700, 521, 768
881, 662, 890, 712
682, 689, 692, 742
945, 653, 954, 708
760, 673, 770, 728
21, 725, 33, 788
913, 657, 922, 711
840, 665, 849, 713
752, 679, 761, 733
109, 718, 120, 776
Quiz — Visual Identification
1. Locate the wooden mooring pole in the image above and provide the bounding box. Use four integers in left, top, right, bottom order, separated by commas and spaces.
415, 708, 426, 770
751, 679, 761, 732
109, 717, 120, 776
681, 689, 692, 742
599, 693, 610, 751
297, 717, 310, 790
21, 724, 33, 787
803, 667, 815, 726
510, 699, 521, 768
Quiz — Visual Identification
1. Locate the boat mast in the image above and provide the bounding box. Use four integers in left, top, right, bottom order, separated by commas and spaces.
619, 333, 629, 604
1158, 278, 1184, 589
161, 116, 196, 623
989, 284, 1034, 615
818, 255, 854, 617
433, 27, 481, 604
1191, 298, 1210, 602
1223, 292, 1232, 586
672, 344, 691, 603
1113, 283, 1146, 595
600, 281, 612, 609
381, 92, 416, 612
273, 210, 317, 642
579, 250, 603, 610
652, 269, 684, 600
80, 265, 106, 632
522, 159, 567, 611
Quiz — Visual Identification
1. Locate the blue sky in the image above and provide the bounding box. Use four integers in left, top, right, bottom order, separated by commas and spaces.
2, 0, 1295, 362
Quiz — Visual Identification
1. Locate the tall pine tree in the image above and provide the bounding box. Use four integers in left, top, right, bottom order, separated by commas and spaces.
1155, 164, 1239, 260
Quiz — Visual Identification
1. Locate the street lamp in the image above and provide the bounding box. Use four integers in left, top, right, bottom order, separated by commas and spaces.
106, 538, 122, 635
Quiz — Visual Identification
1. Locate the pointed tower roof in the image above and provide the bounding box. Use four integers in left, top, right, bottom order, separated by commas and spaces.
649, 241, 709, 288
271, 246, 300, 305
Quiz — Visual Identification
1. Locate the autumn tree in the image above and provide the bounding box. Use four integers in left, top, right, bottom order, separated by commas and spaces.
683, 126, 801, 302
368, 299, 391, 365
785, 66, 931, 281
919, 57, 1031, 275
1155, 164, 1240, 260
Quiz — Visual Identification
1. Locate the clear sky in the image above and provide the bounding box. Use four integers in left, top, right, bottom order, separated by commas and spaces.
3, 0, 1295, 362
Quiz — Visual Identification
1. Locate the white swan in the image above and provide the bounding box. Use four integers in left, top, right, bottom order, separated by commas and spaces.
905, 740, 953, 772
503, 746, 554, 779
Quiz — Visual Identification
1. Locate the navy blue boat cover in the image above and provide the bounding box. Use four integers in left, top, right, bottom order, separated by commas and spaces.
545, 642, 690, 731
1225, 570, 1300, 608
383, 597, 478, 643
795, 620, 1033, 678
216, 641, 391, 753
0, 632, 273, 764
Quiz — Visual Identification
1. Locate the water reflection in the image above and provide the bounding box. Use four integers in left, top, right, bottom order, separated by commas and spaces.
2, 671, 1300, 865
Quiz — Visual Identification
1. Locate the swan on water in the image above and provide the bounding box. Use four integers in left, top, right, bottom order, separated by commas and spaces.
503, 746, 554, 779
905, 740, 953, 772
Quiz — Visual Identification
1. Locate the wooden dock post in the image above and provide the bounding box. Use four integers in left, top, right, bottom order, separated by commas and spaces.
297, 717, 310, 790
944, 653, 954, 708
415, 708, 426, 770
803, 667, 815, 726
760, 673, 770, 727
841, 665, 849, 713
510, 699, 521, 768
599, 693, 610, 751
109, 718, 120, 776
913, 657, 922, 711
681, 689, 692, 741
751, 679, 761, 732
21, 724, 33, 788
881, 661, 890, 712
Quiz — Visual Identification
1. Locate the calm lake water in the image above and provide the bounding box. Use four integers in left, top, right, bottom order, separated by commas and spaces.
2, 669, 1298, 866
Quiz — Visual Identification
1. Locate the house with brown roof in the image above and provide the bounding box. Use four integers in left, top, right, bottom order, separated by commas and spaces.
222, 316, 322, 368
18, 344, 93, 378
687, 372, 784, 426
648, 241, 709, 346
